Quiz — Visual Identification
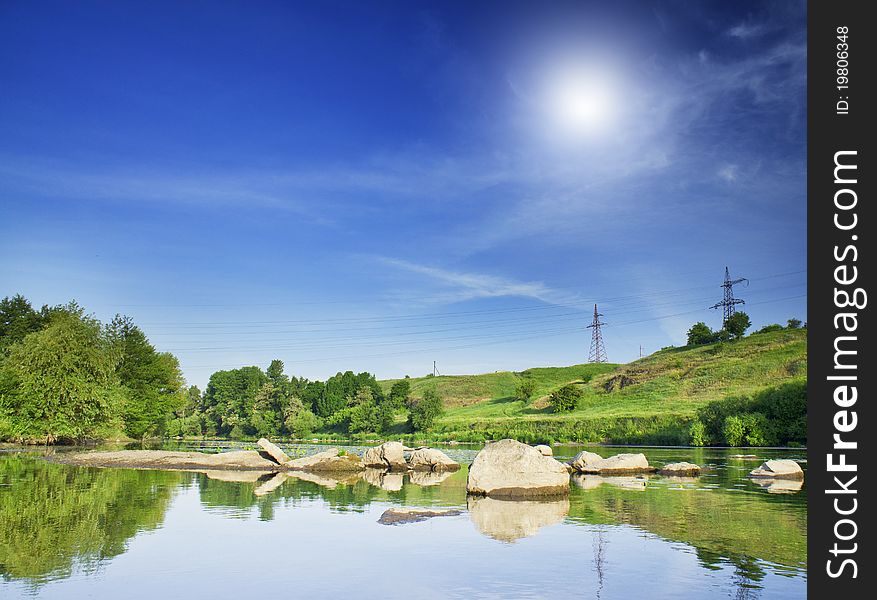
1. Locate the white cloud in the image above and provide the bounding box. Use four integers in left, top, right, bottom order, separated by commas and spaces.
718, 164, 739, 182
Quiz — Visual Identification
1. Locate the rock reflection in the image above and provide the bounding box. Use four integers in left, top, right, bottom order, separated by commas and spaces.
362, 468, 404, 491
572, 474, 649, 491
205, 470, 272, 483
468, 496, 569, 542
751, 478, 804, 494
254, 473, 289, 496
408, 469, 454, 487
288, 470, 363, 489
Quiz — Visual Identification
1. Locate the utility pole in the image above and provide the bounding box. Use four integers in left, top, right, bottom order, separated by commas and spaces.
711, 266, 748, 326
433, 361, 440, 377
639, 345, 643, 359
587, 304, 607, 363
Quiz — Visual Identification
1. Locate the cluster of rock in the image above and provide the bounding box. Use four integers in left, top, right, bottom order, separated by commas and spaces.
567, 450, 655, 475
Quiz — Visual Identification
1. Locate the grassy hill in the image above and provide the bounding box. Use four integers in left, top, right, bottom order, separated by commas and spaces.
380, 328, 807, 444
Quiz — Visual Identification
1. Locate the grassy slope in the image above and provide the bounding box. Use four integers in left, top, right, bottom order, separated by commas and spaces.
379, 328, 806, 441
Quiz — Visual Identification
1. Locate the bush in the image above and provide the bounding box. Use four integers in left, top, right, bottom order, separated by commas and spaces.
787, 318, 802, 329
756, 324, 784, 334
722, 415, 745, 446
688, 420, 708, 446
687, 322, 716, 345
548, 384, 583, 413
515, 378, 537, 403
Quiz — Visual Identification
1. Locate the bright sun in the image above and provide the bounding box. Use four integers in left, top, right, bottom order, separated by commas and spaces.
542, 67, 619, 139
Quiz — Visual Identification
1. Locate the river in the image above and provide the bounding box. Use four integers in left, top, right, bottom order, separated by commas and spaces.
0, 442, 806, 599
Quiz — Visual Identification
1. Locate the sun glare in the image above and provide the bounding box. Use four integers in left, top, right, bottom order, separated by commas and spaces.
542, 66, 619, 140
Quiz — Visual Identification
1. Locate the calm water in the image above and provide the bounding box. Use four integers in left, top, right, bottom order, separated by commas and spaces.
0, 443, 806, 599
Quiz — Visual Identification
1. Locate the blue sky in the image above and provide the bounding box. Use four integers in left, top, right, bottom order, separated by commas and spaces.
0, 0, 807, 388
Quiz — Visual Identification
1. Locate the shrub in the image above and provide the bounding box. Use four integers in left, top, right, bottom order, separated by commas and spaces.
515, 378, 537, 403
548, 384, 583, 413
722, 415, 745, 446
756, 324, 784, 334
688, 420, 708, 446
687, 322, 716, 345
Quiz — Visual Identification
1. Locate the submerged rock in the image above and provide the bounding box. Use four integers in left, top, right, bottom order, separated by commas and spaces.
256, 438, 291, 465
466, 439, 570, 497
658, 462, 702, 477
568, 451, 654, 475
362, 442, 409, 471
408, 448, 460, 471
468, 495, 570, 542
534, 445, 553, 457
378, 507, 462, 525
748, 459, 804, 480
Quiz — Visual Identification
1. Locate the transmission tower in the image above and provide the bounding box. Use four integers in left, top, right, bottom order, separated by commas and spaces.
587, 304, 607, 363
711, 266, 748, 325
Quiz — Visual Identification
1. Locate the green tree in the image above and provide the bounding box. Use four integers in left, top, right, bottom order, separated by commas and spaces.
686, 322, 716, 345
0, 311, 122, 442
388, 378, 411, 410
202, 366, 268, 436
348, 387, 379, 433
724, 312, 751, 339
107, 315, 185, 439
515, 378, 537, 403
688, 420, 708, 447
408, 388, 443, 431
786, 318, 802, 329
0, 294, 45, 353
548, 384, 582, 413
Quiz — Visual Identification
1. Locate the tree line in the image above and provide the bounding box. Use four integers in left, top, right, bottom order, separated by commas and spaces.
0, 294, 443, 443
169, 362, 443, 439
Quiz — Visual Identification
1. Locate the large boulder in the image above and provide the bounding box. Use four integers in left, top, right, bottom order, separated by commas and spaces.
408, 448, 460, 471
362, 442, 409, 470
57, 449, 281, 471
569, 451, 653, 474
748, 459, 804, 480
468, 496, 570, 542
284, 448, 365, 472
534, 444, 553, 457
658, 462, 702, 477
257, 438, 291, 465
466, 439, 570, 497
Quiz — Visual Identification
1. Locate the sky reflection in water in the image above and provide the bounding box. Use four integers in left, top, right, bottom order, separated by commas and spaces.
0, 445, 806, 599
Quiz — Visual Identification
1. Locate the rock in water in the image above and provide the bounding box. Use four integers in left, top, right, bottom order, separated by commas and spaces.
378, 507, 462, 525
408, 448, 460, 471
362, 442, 409, 470
466, 439, 570, 497
257, 438, 291, 465
285, 448, 365, 472
568, 451, 604, 472
748, 459, 804, 480
568, 451, 653, 474
658, 462, 702, 477
534, 445, 553, 457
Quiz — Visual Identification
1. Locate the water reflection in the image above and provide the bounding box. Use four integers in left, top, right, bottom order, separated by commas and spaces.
0, 445, 806, 598
468, 496, 570, 542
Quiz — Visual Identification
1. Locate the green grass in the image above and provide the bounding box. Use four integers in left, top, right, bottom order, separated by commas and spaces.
378, 328, 807, 444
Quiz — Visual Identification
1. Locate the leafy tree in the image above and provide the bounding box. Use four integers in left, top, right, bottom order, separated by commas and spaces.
107, 315, 185, 439
250, 382, 284, 438
284, 408, 322, 438
515, 378, 537, 403
202, 366, 268, 436
266, 359, 288, 389
0, 295, 45, 353
387, 378, 411, 410
0, 312, 122, 442
348, 388, 379, 433
548, 384, 582, 413
724, 312, 751, 339
688, 419, 708, 446
786, 318, 802, 329
408, 388, 443, 431
686, 322, 716, 345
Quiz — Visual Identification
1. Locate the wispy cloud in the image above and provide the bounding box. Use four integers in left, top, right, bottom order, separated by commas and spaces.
376, 256, 586, 308
728, 22, 766, 40
718, 164, 739, 182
